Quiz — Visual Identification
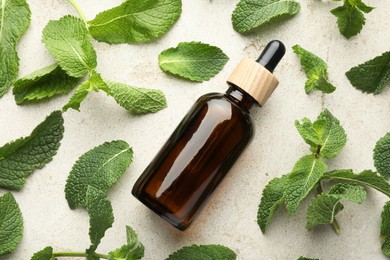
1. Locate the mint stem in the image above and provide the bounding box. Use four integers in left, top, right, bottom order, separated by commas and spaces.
67, 0, 89, 27
52, 251, 109, 259
332, 218, 341, 234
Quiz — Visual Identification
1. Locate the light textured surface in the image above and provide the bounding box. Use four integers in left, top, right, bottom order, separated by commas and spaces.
0, 0, 389, 259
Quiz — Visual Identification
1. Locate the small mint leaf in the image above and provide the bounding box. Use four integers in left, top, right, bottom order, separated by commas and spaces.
374, 132, 390, 178
257, 175, 287, 233
159, 42, 229, 82
166, 244, 236, 260
232, 0, 300, 33
31, 246, 53, 260
284, 155, 327, 214
65, 140, 133, 209
0, 193, 23, 256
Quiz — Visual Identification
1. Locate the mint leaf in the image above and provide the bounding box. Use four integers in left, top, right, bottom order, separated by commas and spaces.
381, 201, 390, 257
31, 246, 53, 260
0, 111, 64, 190
158, 42, 229, 82
346, 51, 390, 94
315, 109, 347, 158
13, 64, 79, 104
42, 15, 97, 77
62, 70, 109, 112
257, 175, 287, 233
0, 193, 23, 256
88, 0, 182, 44
307, 183, 366, 230
107, 81, 167, 114
86, 186, 114, 255
232, 0, 300, 33
306, 194, 344, 230
0, 0, 31, 97
284, 155, 328, 214
295, 109, 346, 158
292, 45, 336, 94
322, 169, 390, 197
374, 132, 390, 178
330, 0, 373, 39
65, 140, 133, 209
166, 245, 236, 260
108, 226, 144, 260
295, 118, 320, 148
328, 183, 367, 203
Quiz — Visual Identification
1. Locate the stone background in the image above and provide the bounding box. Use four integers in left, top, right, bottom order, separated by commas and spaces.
0, 0, 389, 259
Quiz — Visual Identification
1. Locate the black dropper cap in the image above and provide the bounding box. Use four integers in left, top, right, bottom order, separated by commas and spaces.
255, 40, 286, 73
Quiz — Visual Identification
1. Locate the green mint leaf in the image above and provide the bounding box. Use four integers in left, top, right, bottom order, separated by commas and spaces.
381, 201, 390, 257
257, 175, 287, 233
86, 186, 114, 255
0, 193, 23, 256
31, 246, 53, 260
13, 64, 79, 104
315, 109, 347, 158
306, 194, 344, 230
328, 183, 367, 203
158, 42, 229, 82
108, 226, 145, 260
166, 245, 236, 260
231, 0, 300, 33
345, 51, 390, 94
65, 140, 133, 209
295, 109, 346, 158
295, 118, 320, 150
88, 0, 182, 44
0, 0, 31, 97
307, 183, 366, 230
62, 80, 91, 112
0, 111, 64, 190
292, 45, 336, 94
374, 132, 390, 178
356, 0, 374, 13
107, 81, 167, 114
42, 15, 97, 77
297, 257, 319, 260
284, 155, 328, 214
330, 0, 373, 39
322, 169, 390, 197
62, 71, 109, 112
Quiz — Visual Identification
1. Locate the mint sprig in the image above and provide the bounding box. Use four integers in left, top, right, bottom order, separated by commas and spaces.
292, 45, 336, 94
330, 0, 374, 39
257, 109, 390, 234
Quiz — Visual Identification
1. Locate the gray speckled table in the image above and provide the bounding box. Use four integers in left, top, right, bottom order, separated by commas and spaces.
0, 0, 389, 259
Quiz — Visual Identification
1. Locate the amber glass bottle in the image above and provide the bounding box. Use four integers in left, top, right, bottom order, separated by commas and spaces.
132, 40, 286, 230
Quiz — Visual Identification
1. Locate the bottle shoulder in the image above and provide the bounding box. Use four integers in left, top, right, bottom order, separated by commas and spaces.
195, 92, 254, 128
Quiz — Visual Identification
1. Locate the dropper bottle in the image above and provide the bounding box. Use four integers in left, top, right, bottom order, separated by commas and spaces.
132, 40, 286, 230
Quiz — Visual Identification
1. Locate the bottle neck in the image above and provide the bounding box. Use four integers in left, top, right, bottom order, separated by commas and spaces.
225, 84, 257, 111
